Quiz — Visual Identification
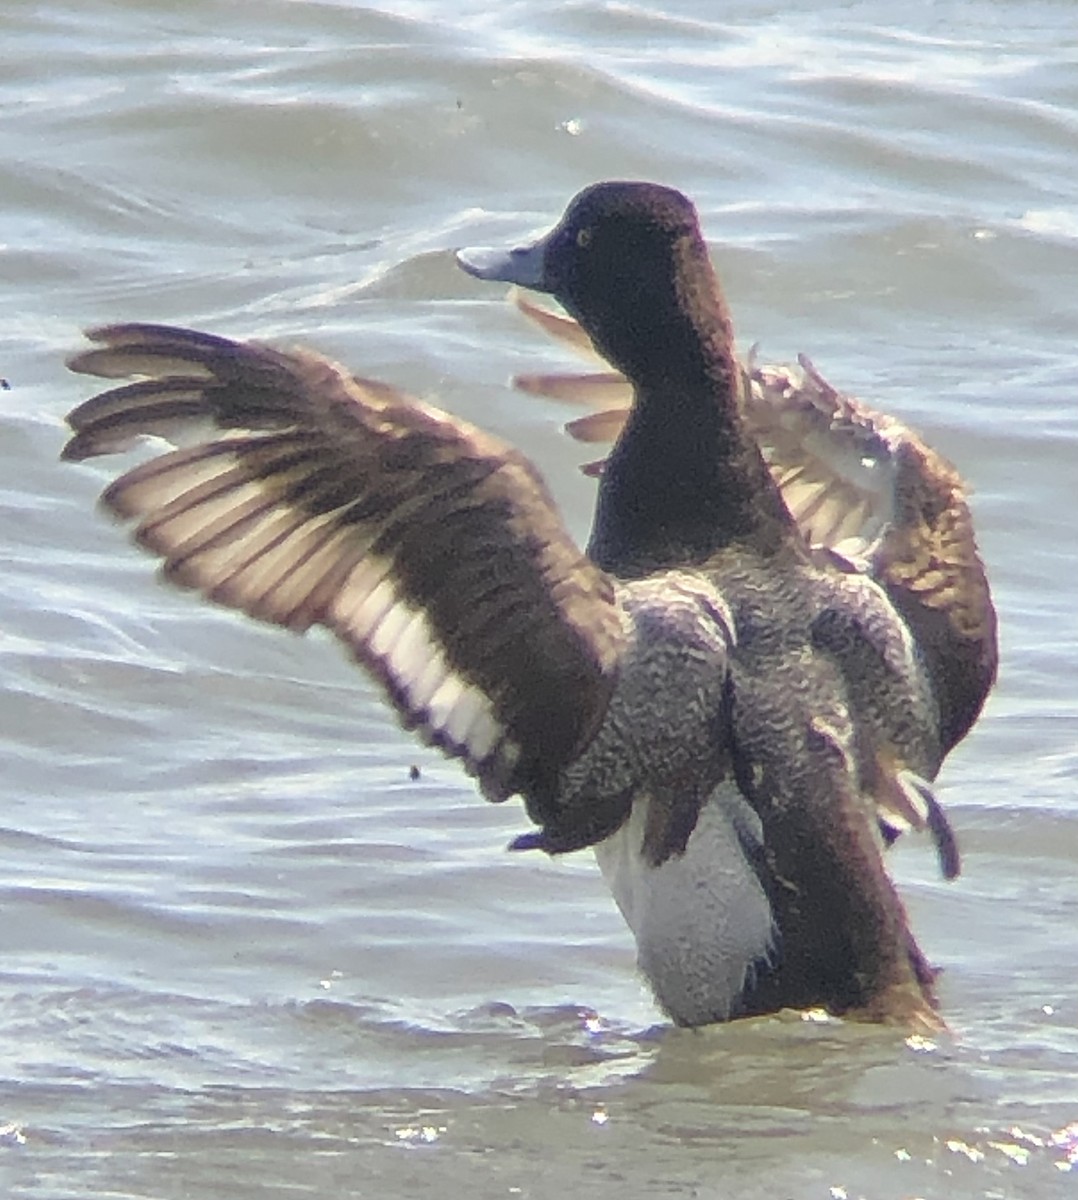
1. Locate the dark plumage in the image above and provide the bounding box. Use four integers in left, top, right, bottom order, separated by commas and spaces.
509, 289, 997, 759
63, 181, 995, 1029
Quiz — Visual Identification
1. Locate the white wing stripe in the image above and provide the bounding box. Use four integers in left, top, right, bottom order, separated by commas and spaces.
406, 650, 454, 712
330, 558, 515, 772
390, 610, 438, 677
370, 602, 416, 660
351, 578, 397, 637
428, 675, 467, 729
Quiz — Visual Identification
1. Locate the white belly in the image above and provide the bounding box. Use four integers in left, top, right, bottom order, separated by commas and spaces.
593, 783, 776, 1026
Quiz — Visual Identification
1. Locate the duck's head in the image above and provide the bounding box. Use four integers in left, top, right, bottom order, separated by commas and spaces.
458, 181, 732, 384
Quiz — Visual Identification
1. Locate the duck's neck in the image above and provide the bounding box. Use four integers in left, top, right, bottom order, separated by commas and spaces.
586, 317, 796, 576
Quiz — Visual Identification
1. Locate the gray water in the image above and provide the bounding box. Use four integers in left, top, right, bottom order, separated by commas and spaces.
2, 1, 1078, 1197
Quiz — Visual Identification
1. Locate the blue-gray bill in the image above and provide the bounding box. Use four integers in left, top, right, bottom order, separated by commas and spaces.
456, 242, 549, 290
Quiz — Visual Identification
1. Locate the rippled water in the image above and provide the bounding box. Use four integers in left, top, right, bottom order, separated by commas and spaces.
2, 1, 1078, 1197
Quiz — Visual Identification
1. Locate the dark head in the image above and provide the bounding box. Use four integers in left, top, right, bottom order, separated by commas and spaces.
460, 182, 798, 567
457, 182, 734, 385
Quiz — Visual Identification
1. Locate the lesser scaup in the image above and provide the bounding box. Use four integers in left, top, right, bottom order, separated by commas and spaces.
64, 181, 994, 1029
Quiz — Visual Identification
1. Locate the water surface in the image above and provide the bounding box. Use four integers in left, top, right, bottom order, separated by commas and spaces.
2, 2, 1077, 1197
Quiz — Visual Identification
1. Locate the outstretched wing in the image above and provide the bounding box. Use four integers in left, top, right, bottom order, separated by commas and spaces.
509, 291, 997, 755
65, 324, 628, 803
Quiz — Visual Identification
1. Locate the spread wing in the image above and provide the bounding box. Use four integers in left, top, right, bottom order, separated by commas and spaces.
509, 290, 997, 755
64, 324, 628, 803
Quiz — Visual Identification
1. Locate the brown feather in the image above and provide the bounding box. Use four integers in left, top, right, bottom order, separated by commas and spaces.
64, 325, 627, 800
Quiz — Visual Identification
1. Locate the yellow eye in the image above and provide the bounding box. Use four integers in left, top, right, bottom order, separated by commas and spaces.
576, 227, 592, 249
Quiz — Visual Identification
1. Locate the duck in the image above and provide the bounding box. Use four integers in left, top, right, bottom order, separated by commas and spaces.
62, 181, 993, 1030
